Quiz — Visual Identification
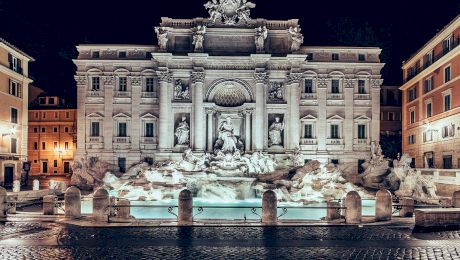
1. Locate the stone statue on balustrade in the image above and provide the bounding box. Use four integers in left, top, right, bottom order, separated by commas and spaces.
173, 80, 191, 100
254, 26, 267, 52
288, 26, 304, 52
268, 117, 284, 147
193, 25, 207, 52
155, 27, 169, 50
175, 117, 190, 146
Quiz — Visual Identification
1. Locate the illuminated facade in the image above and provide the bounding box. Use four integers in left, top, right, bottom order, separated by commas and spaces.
28, 96, 76, 184
0, 38, 34, 187
401, 15, 460, 169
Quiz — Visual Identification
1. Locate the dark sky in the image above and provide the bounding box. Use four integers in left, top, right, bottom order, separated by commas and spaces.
0, 0, 459, 105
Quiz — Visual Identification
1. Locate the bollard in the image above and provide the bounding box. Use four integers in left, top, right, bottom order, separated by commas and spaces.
375, 189, 392, 221
326, 201, 341, 221
118, 199, 131, 220
178, 189, 193, 225
93, 188, 110, 222
7, 196, 17, 214
262, 190, 277, 225
0, 187, 7, 218
345, 191, 362, 224
452, 190, 460, 208
64, 186, 81, 219
12, 180, 20, 193
399, 197, 414, 217
33, 179, 40, 191
43, 195, 57, 215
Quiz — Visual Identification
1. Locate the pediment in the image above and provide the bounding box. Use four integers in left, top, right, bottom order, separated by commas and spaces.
113, 112, 131, 119
86, 112, 104, 118
140, 112, 158, 119
301, 114, 317, 121
354, 115, 371, 121
327, 115, 344, 121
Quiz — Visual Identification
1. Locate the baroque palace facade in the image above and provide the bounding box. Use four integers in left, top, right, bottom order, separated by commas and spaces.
73, 1, 384, 172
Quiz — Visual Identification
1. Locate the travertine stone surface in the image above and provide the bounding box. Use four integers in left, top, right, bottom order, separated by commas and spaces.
178, 189, 193, 225
345, 191, 361, 224
262, 190, 277, 225
65, 187, 81, 219
375, 189, 392, 221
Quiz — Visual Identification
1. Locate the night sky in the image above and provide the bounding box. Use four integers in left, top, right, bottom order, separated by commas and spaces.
0, 0, 459, 105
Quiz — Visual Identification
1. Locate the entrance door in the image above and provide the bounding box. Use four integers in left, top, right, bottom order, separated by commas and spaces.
4, 166, 14, 187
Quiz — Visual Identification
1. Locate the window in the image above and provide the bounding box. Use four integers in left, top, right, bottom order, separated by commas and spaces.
42, 162, 48, 173
424, 50, 434, 67
424, 152, 434, 168
118, 122, 127, 137
410, 110, 415, 124
65, 127, 69, 133
444, 66, 451, 83
426, 102, 432, 118
358, 80, 366, 94
408, 134, 416, 144
33, 142, 38, 150
42, 112, 46, 119
54, 142, 58, 149
65, 142, 69, 150
41, 127, 46, 133
306, 53, 313, 61
331, 80, 340, 93
424, 77, 433, 93
145, 123, 154, 137
8, 80, 22, 98
118, 51, 126, 58
64, 162, 70, 173
118, 158, 126, 173
42, 142, 46, 150
11, 138, 17, 154
304, 124, 313, 138
304, 79, 313, 93
92, 51, 100, 58
330, 124, 339, 139
39, 98, 46, 105
443, 155, 453, 169
388, 112, 394, 121
332, 53, 339, 60
54, 160, 58, 168
444, 94, 451, 112
35, 112, 39, 118
423, 130, 433, 142
10, 108, 18, 124
66, 111, 70, 119
408, 87, 417, 101
91, 122, 100, 137
34, 127, 38, 133
443, 36, 453, 54
442, 124, 455, 138
358, 54, 366, 61
146, 78, 155, 92
53, 127, 58, 133
118, 77, 127, 92
358, 124, 367, 139
33, 160, 37, 164
91, 77, 100, 91
8, 54, 22, 73
49, 98, 55, 105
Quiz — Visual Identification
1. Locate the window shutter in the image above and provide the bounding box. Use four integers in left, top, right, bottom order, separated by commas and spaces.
17, 59, 22, 74
8, 53, 12, 69
18, 83, 22, 98
8, 79, 11, 95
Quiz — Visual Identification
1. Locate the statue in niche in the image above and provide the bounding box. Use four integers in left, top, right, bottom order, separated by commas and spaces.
268, 82, 284, 101
193, 25, 207, 52
173, 80, 190, 100
214, 117, 244, 154
255, 26, 268, 52
155, 27, 169, 50
268, 117, 285, 147
288, 26, 304, 52
175, 116, 190, 146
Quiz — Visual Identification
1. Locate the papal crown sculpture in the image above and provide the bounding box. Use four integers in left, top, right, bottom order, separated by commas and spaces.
205, 0, 256, 25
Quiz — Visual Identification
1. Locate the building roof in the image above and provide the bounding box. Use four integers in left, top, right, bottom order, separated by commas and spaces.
0, 38, 35, 61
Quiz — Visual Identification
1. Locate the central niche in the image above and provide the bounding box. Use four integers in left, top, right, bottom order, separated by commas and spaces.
207, 79, 253, 107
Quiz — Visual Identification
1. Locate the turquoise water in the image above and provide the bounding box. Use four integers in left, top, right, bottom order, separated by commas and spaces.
81, 198, 376, 220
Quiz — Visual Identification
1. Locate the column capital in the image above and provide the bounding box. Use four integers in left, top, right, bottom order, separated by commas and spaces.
344, 78, 357, 88
317, 77, 328, 88
205, 108, 215, 115
254, 71, 269, 83
102, 76, 115, 85
287, 73, 303, 84
129, 76, 142, 86
157, 71, 172, 83
370, 78, 384, 88
245, 109, 254, 115
191, 71, 206, 84
74, 76, 87, 85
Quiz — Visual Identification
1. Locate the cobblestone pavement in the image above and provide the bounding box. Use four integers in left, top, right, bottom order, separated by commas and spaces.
1, 223, 460, 259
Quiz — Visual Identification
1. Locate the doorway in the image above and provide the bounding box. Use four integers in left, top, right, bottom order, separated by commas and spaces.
4, 166, 14, 187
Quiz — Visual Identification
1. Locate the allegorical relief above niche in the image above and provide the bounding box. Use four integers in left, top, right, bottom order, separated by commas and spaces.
173, 79, 191, 100
268, 82, 284, 102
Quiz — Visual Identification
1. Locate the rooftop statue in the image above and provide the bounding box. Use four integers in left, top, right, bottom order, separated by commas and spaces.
204, 0, 256, 25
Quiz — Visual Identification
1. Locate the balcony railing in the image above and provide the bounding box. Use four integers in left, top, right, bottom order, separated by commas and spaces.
115, 91, 131, 98
114, 137, 130, 143
87, 91, 103, 97
300, 138, 317, 145
301, 93, 317, 99
327, 93, 343, 100
354, 94, 370, 100
404, 37, 460, 83
326, 138, 344, 145
353, 139, 370, 145
87, 136, 103, 143
142, 92, 157, 98
141, 137, 158, 144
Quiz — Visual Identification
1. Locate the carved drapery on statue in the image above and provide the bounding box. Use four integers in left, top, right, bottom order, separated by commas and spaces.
288, 26, 304, 52
214, 116, 244, 154
204, 0, 256, 25
155, 27, 169, 50
268, 117, 285, 147
175, 117, 190, 146
254, 26, 268, 52
193, 25, 207, 52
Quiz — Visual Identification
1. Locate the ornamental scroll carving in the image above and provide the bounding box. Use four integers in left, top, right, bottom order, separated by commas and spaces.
371, 79, 384, 88
317, 77, 328, 88
102, 76, 115, 85
74, 76, 87, 85
254, 72, 269, 83
191, 72, 206, 83
287, 73, 303, 84
344, 78, 357, 88
129, 76, 142, 86
157, 71, 172, 83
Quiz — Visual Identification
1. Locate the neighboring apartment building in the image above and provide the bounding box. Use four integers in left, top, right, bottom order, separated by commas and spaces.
74, 1, 384, 173
28, 96, 76, 185
0, 38, 34, 187
401, 15, 460, 169
380, 85, 402, 137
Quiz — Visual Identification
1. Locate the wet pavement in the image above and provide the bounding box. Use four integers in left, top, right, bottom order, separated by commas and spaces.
0, 222, 460, 259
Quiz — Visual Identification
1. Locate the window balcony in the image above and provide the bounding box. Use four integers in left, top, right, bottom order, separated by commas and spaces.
87, 136, 103, 143
301, 93, 317, 99
87, 91, 103, 97
353, 139, 370, 145
327, 93, 343, 100
115, 91, 131, 98
327, 138, 344, 145
114, 137, 131, 143
142, 92, 157, 98
354, 94, 370, 100
141, 137, 158, 144
300, 138, 317, 145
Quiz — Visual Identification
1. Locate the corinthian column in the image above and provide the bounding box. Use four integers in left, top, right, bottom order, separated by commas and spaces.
74, 75, 87, 159
254, 71, 268, 151
191, 71, 206, 152
245, 110, 253, 152
158, 71, 172, 151
287, 73, 302, 150
371, 79, 383, 142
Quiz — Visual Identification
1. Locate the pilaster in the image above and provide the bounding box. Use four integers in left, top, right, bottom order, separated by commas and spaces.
254, 71, 268, 151
317, 76, 328, 152
75, 75, 87, 159
102, 76, 114, 151
371, 79, 383, 142
157, 70, 172, 151
191, 71, 206, 152
344, 78, 356, 151
130, 76, 142, 152
287, 72, 302, 150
